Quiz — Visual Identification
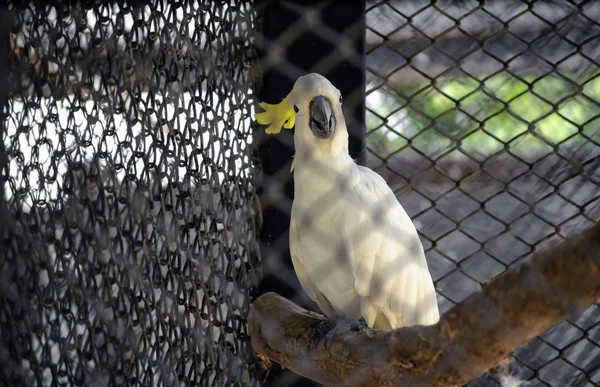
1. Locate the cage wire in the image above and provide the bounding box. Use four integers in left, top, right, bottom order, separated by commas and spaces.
1, 0, 600, 387
1, 1, 261, 386
364, 1, 600, 385
257, 0, 600, 386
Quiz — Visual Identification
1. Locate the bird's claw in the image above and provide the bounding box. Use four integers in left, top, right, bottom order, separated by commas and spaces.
307, 315, 368, 352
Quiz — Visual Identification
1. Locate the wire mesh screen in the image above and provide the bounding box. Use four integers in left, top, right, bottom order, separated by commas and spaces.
2, 0, 600, 387
1, 2, 260, 386
365, 0, 600, 385
256, 1, 600, 386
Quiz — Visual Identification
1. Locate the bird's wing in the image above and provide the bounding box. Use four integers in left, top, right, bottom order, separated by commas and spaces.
290, 207, 337, 316
347, 165, 440, 328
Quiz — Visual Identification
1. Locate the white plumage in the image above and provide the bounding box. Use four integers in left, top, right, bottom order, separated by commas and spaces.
257, 73, 440, 330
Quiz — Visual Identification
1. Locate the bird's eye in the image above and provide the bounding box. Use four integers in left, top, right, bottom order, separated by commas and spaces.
293, 105, 299, 113
339, 95, 343, 104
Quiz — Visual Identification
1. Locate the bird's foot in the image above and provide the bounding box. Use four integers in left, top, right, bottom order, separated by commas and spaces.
307, 315, 368, 352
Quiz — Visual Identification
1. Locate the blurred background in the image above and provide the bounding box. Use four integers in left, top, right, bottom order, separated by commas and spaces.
1, 1, 599, 386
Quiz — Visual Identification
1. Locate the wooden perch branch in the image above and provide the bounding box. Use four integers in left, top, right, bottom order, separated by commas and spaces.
248, 224, 600, 386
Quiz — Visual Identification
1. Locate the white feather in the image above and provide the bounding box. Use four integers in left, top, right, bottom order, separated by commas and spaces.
287, 73, 439, 330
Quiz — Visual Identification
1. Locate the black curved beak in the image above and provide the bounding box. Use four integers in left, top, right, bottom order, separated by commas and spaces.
309, 96, 335, 139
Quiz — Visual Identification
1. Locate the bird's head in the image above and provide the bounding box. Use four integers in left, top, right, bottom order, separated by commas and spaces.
255, 73, 348, 161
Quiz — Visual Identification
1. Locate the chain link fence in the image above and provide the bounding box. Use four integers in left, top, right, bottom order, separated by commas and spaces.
365, 1, 600, 386
1, 1, 599, 386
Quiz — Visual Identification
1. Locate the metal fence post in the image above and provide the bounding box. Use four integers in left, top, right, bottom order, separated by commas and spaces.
0, 4, 9, 203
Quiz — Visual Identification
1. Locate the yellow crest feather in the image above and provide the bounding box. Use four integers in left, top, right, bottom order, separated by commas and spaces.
254, 96, 296, 134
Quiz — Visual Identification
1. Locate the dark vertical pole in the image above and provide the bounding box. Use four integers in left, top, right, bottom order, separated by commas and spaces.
0, 3, 9, 204
0, 4, 20, 384
255, 0, 365, 385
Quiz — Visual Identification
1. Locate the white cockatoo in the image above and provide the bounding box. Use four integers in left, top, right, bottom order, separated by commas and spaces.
255, 73, 439, 339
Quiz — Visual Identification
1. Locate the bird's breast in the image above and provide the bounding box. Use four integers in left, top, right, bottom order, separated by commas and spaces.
292, 195, 361, 317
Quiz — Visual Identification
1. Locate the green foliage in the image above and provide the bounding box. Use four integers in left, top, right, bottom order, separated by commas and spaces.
367, 71, 600, 162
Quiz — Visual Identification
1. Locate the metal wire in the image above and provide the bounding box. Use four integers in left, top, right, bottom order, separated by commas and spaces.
1, 2, 260, 386
365, 1, 600, 385
1, 0, 600, 386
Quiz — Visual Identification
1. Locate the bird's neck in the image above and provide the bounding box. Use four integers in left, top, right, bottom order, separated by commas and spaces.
291, 151, 357, 209
291, 150, 356, 185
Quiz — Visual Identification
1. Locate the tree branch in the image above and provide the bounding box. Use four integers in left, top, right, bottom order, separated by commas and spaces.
248, 223, 600, 386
